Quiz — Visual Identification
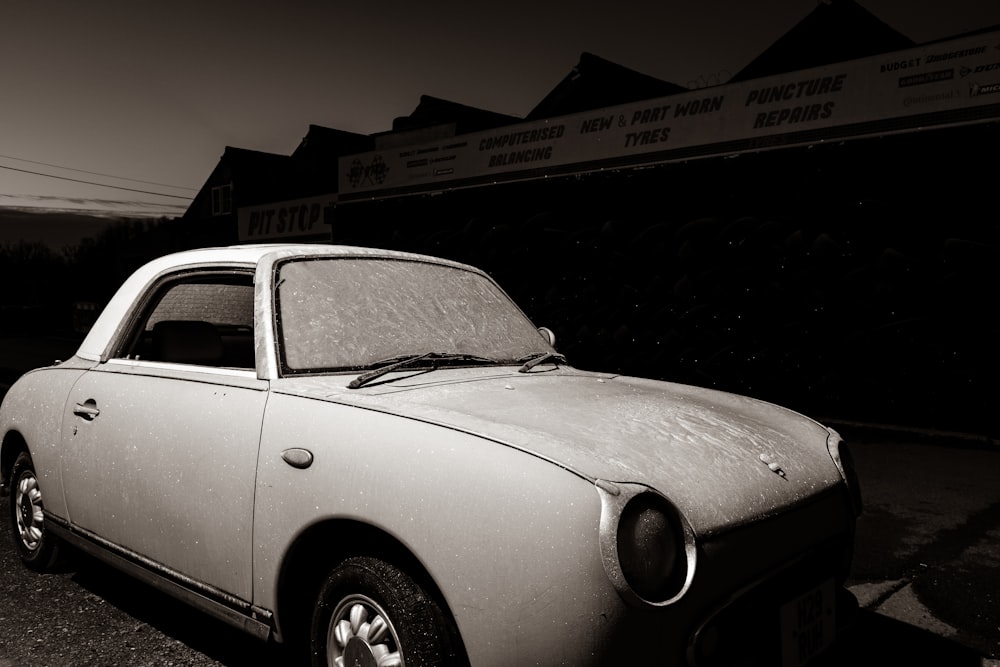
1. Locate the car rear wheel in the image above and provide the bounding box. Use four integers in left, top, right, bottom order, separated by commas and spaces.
9, 451, 61, 571
310, 556, 463, 667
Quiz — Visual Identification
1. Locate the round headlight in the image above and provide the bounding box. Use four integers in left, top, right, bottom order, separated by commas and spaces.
616, 493, 687, 602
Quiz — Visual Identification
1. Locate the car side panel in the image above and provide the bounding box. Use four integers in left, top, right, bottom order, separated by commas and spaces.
1, 362, 93, 519
60, 362, 267, 599
253, 391, 624, 665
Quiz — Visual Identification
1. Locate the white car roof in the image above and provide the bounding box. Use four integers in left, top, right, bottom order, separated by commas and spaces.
76, 244, 481, 362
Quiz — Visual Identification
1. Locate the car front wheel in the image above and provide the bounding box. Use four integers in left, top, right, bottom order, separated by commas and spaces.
9, 451, 61, 571
310, 556, 463, 667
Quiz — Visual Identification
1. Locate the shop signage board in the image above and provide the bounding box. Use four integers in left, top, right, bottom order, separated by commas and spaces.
237, 194, 336, 242
337, 29, 1000, 200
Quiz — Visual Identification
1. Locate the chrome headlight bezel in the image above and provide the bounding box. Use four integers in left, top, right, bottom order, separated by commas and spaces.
826, 428, 863, 516
596, 480, 697, 607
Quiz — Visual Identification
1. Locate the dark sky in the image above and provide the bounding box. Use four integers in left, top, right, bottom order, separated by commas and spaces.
2, 1, 999, 219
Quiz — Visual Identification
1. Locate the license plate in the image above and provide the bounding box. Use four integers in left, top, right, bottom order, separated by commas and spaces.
780, 578, 836, 667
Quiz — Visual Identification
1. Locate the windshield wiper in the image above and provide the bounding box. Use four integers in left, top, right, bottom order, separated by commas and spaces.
517, 351, 567, 373
348, 352, 499, 389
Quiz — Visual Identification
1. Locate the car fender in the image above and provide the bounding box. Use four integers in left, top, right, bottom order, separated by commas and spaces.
253, 390, 622, 665
1, 359, 93, 517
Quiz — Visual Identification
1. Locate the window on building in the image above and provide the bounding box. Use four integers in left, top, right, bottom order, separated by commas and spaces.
211, 184, 233, 216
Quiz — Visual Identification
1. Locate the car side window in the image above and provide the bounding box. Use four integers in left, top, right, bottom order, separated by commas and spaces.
119, 274, 256, 369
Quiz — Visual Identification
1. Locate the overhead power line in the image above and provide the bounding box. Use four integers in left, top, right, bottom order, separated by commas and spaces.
0, 193, 189, 216
0, 153, 198, 191
0, 164, 194, 200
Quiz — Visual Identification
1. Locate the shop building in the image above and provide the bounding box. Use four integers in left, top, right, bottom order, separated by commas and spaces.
181, 0, 1000, 434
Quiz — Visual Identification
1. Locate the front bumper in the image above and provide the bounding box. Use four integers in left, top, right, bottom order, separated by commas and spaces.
687, 487, 858, 666
589, 486, 857, 665
688, 540, 859, 666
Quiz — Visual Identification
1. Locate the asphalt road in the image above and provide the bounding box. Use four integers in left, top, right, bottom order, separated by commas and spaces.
0, 423, 997, 666
822, 425, 1000, 666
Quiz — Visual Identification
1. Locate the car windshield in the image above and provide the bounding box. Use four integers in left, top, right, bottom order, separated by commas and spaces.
275, 257, 553, 374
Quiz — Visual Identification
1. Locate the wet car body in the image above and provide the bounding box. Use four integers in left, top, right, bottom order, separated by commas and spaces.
1, 244, 860, 666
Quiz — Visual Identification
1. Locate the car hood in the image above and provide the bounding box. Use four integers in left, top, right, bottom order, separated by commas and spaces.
275, 367, 842, 535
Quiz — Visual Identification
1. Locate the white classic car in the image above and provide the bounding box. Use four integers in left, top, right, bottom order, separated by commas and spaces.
1, 244, 861, 666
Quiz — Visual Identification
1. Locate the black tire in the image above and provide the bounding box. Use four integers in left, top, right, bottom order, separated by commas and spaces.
8, 451, 61, 571
310, 556, 465, 667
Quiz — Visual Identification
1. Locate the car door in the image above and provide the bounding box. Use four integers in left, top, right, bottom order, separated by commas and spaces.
59, 271, 267, 601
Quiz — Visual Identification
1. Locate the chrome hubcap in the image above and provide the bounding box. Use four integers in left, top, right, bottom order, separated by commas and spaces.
327, 594, 403, 667
14, 472, 44, 551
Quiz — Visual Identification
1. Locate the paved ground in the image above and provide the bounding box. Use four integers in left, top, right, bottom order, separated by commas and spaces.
832, 425, 1000, 666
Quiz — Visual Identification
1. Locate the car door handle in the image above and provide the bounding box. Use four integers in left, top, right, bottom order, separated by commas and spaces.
73, 400, 100, 421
